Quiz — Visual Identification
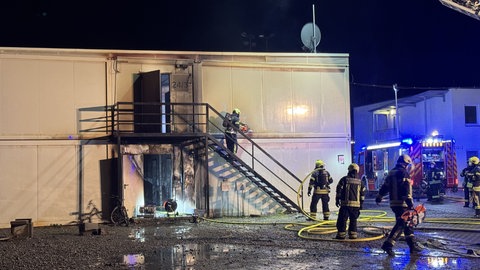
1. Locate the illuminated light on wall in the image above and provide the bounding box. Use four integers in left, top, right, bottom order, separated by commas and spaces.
431, 130, 439, 137
286, 105, 309, 115
366, 141, 401, 150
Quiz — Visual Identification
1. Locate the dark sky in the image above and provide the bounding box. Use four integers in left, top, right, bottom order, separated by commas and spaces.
1, 0, 480, 107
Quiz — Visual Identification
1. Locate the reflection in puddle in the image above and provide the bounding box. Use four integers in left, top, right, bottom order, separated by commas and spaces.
144, 244, 311, 269
362, 247, 467, 269
123, 253, 145, 267
121, 242, 476, 269
129, 227, 145, 242
173, 226, 191, 238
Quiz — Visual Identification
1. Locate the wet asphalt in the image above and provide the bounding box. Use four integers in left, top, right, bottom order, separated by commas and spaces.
1, 190, 479, 269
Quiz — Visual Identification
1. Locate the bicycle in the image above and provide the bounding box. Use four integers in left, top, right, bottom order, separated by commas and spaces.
69, 200, 103, 224
110, 195, 129, 226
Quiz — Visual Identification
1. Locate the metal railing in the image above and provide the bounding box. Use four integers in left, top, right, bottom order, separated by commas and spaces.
78, 102, 302, 211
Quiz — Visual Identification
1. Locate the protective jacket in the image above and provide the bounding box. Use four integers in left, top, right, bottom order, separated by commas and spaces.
309, 169, 333, 195
461, 165, 475, 189
336, 173, 366, 208
225, 113, 240, 134
425, 167, 443, 185
470, 164, 480, 215
378, 163, 414, 209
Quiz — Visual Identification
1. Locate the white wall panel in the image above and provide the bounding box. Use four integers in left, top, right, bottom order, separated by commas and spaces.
0, 146, 38, 227
262, 70, 293, 133
1, 59, 40, 134
202, 67, 232, 114
231, 68, 262, 131
38, 61, 76, 134
37, 146, 78, 224
203, 65, 350, 137
74, 62, 107, 106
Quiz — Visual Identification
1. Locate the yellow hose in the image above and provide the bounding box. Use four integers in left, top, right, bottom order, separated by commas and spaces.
200, 168, 480, 244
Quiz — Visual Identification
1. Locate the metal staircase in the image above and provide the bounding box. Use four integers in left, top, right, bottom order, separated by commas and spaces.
78, 102, 302, 214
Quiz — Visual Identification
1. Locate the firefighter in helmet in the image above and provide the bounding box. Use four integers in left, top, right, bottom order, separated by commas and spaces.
460, 159, 475, 207
335, 163, 366, 239
307, 160, 334, 220
224, 108, 241, 154
376, 154, 423, 256
425, 161, 444, 201
467, 156, 480, 217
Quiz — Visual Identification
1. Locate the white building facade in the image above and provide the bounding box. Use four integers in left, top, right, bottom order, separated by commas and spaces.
0, 47, 352, 227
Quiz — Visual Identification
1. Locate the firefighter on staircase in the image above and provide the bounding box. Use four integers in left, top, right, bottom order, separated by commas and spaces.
307, 160, 333, 221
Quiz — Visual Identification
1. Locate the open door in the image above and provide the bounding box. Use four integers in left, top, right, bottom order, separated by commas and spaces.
134, 70, 162, 133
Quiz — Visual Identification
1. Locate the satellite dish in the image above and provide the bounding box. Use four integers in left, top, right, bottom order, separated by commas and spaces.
301, 23, 321, 53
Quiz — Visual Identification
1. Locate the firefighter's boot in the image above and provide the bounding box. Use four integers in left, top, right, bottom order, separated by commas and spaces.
335, 231, 346, 240
406, 237, 423, 254
381, 241, 395, 256
307, 212, 317, 221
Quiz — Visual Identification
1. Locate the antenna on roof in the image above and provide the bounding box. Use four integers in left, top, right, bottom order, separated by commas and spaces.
301, 4, 321, 53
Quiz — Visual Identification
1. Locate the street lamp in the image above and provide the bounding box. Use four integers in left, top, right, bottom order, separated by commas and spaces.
393, 84, 400, 139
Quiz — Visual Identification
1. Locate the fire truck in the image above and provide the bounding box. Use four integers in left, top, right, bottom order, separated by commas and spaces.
357, 136, 458, 198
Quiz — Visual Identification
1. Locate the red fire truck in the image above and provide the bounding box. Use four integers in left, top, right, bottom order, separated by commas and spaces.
357, 136, 458, 198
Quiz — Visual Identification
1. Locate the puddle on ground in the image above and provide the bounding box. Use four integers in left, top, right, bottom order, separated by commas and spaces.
123, 244, 476, 270
121, 243, 310, 269
129, 228, 145, 242
121, 241, 478, 269
123, 253, 145, 268
364, 247, 472, 269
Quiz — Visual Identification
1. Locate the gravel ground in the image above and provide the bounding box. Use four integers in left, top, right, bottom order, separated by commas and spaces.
1, 195, 479, 269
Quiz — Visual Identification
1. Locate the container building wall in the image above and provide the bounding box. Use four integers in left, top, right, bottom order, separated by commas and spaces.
0, 48, 350, 227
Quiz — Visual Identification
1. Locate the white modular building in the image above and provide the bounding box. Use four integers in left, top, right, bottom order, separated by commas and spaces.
0, 47, 351, 227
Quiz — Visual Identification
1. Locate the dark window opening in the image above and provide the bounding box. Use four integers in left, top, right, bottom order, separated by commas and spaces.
465, 106, 477, 124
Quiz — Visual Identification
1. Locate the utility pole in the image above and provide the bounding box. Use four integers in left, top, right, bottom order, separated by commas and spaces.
393, 84, 400, 139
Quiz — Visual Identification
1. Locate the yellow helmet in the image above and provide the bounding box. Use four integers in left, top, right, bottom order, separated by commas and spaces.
233, 108, 241, 114
315, 160, 325, 168
469, 156, 479, 166
348, 163, 360, 173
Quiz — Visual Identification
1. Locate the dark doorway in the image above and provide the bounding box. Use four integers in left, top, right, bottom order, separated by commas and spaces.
144, 154, 173, 207
133, 71, 171, 133
99, 158, 118, 218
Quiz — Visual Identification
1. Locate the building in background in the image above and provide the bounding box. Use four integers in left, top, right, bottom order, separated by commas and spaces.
353, 89, 480, 195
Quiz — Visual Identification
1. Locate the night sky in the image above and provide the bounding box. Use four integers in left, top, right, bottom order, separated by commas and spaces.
1, 0, 480, 107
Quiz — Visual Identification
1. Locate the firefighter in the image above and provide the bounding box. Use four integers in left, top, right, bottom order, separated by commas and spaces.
467, 156, 480, 217
335, 163, 366, 239
307, 160, 334, 220
376, 154, 423, 256
224, 108, 241, 154
425, 161, 444, 201
460, 160, 474, 207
